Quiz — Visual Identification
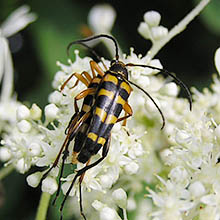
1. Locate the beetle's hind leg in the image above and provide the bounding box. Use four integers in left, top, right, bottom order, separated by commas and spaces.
51, 111, 91, 205
59, 136, 111, 220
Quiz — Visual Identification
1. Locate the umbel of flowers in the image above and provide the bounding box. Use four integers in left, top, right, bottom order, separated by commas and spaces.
1, 0, 218, 220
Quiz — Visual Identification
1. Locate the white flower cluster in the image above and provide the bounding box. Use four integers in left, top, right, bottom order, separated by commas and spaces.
148, 61, 220, 219
0, 5, 36, 133
138, 11, 168, 43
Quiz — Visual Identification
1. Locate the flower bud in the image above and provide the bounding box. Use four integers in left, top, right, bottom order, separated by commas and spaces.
0, 147, 11, 161
92, 200, 104, 211
144, 11, 161, 27
42, 176, 58, 194
30, 103, 42, 120
88, 4, 116, 33
112, 188, 127, 209
127, 197, 136, 211
215, 47, 220, 76
189, 181, 206, 197
169, 166, 188, 185
159, 82, 178, 97
44, 103, 59, 122
151, 26, 168, 40
124, 161, 139, 175
26, 171, 43, 187
175, 129, 191, 145
15, 158, 29, 173
48, 91, 63, 104
100, 207, 121, 220
138, 22, 151, 40
17, 120, 31, 133
99, 174, 113, 189
17, 105, 30, 120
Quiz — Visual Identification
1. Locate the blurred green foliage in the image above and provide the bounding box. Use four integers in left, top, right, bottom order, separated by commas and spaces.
195, 0, 220, 35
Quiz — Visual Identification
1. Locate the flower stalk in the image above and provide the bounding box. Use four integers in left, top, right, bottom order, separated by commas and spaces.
0, 164, 14, 180
146, 0, 211, 60
35, 192, 51, 220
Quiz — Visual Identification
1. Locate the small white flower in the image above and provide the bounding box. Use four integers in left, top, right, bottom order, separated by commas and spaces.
1, 5, 37, 38
100, 206, 122, 220
144, 11, 161, 27
138, 22, 151, 40
42, 176, 58, 194
169, 166, 189, 186
48, 90, 63, 105
92, 200, 122, 220
151, 26, 168, 40
92, 200, 105, 211
99, 174, 113, 189
189, 181, 206, 199
0, 5, 36, 102
44, 103, 59, 122
215, 47, 220, 75
124, 161, 139, 175
27, 142, 42, 157
159, 82, 178, 97
16, 105, 30, 120
30, 103, 42, 120
175, 129, 192, 145
17, 120, 32, 133
127, 197, 137, 211
112, 188, 127, 209
88, 4, 116, 34
15, 158, 29, 173
61, 176, 77, 197
26, 171, 43, 188
0, 147, 11, 161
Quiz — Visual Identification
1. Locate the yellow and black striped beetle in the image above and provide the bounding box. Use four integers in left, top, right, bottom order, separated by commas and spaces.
43, 34, 192, 220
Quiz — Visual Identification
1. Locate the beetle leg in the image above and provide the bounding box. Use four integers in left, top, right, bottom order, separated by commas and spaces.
116, 102, 133, 125
60, 71, 92, 92
90, 60, 105, 78
73, 87, 96, 113
81, 71, 92, 83
50, 111, 91, 206
60, 136, 111, 220
64, 87, 96, 135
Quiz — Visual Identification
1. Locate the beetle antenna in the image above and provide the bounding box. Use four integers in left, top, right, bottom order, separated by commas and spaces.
127, 79, 165, 129
126, 63, 192, 111
67, 42, 107, 70
67, 34, 119, 61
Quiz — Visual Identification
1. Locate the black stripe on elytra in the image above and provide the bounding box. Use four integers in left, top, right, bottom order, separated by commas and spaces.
96, 95, 112, 110
101, 81, 117, 92
119, 87, 130, 100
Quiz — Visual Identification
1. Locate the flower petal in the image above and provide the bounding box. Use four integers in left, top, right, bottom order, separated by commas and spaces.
215, 47, 220, 75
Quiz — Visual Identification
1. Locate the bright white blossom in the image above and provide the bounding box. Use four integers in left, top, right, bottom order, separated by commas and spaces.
112, 188, 127, 209
138, 11, 168, 43
0, 5, 36, 133
88, 4, 116, 34
215, 47, 220, 75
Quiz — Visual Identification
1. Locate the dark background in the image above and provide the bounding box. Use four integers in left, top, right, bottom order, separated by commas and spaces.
0, 0, 220, 219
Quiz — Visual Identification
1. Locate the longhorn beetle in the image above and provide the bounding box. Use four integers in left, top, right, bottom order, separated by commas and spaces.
42, 34, 192, 220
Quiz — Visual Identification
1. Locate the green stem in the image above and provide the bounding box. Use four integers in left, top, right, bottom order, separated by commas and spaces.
0, 164, 14, 180
146, 0, 211, 60
35, 192, 51, 220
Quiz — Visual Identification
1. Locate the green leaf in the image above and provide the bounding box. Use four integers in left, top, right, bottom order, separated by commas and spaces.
194, 0, 220, 35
